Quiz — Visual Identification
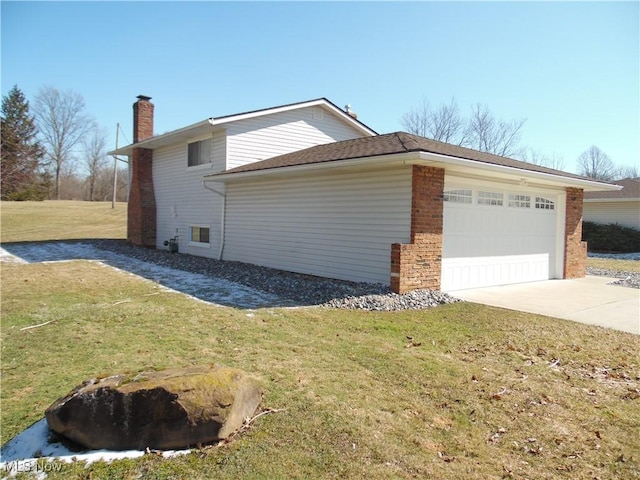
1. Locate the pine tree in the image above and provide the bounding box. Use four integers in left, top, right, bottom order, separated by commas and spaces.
1, 85, 46, 200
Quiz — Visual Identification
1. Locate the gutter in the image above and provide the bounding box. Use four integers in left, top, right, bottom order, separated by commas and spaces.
201, 181, 226, 260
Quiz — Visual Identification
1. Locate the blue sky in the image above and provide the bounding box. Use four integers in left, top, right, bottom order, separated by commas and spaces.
2, 1, 638, 174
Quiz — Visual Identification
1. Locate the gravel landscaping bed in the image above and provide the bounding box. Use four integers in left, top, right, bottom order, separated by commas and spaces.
91, 240, 462, 310
587, 267, 640, 289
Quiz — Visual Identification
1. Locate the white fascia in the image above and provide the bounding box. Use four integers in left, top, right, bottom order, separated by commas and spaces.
415, 152, 622, 192
108, 99, 376, 157
203, 152, 418, 183
583, 197, 640, 203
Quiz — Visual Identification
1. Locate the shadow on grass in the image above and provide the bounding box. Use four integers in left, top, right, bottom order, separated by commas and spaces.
1, 240, 387, 309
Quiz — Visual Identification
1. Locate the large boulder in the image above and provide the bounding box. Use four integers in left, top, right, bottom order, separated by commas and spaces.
45, 364, 261, 450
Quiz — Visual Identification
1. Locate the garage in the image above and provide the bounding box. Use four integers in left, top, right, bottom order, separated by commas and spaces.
441, 179, 564, 291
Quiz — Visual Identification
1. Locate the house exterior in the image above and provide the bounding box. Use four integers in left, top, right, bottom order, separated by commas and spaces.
111, 96, 619, 294
583, 177, 640, 230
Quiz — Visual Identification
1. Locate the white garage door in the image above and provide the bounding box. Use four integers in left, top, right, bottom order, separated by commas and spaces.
441, 185, 560, 291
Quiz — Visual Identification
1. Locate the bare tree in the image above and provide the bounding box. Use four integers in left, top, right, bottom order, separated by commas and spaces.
33, 86, 95, 199
518, 147, 566, 171
401, 98, 525, 157
81, 127, 108, 201
613, 164, 639, 180
577, 146, 616, 181
401, 98, 467, 145
466, 103, 526, 157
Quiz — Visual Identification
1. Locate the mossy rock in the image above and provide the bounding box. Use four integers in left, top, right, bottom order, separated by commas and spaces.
45, 365, 261, 450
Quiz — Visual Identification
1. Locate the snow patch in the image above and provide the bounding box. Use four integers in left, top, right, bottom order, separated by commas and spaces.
0, 242, 283, 308
0, 419, 190, 477
588, 252, 640, 261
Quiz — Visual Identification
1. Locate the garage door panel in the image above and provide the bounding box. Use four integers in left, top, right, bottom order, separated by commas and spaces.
442, 186, 559, 291
442, 254, 550, 291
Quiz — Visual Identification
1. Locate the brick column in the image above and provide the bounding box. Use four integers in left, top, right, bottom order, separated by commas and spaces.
564, 187, 586, 278
390, 165, 444, 293
128, 96, 156, 247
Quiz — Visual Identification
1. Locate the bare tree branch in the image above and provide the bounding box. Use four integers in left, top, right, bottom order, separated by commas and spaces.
577, 146, 616, 181
33, 86, 95, 199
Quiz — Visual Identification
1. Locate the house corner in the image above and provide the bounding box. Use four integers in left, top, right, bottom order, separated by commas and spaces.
390, 165, 444, 294
564, 187, 586, 279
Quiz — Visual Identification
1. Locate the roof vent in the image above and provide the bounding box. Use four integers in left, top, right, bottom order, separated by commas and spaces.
344, 104, 358, 119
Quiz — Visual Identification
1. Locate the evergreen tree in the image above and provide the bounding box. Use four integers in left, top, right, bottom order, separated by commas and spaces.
1, 85, 46, 200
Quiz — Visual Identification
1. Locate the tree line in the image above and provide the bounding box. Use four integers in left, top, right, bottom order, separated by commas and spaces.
401, 97, 638, 181
1, 85, 128, 201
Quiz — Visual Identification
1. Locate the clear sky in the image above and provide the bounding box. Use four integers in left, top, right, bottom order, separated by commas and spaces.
2, 1, 638, 174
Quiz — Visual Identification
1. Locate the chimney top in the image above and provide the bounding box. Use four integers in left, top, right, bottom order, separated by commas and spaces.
137, 95, 152, 102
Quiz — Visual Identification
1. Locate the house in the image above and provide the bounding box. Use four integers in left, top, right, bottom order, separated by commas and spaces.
110, 96, 619, 293
583, 177, 640, 230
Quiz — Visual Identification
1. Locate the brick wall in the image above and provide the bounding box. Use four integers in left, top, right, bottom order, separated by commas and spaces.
564, 187, 586, 278
390, 165, 444, 293
128, 96, 156, 247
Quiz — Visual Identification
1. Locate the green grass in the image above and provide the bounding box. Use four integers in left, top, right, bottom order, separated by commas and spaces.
0, 200, 126, 242
1, 201, 640, 479
587, 257, 640, 273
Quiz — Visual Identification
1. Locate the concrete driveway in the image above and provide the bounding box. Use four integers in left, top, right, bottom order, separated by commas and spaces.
452, 276, 640, 335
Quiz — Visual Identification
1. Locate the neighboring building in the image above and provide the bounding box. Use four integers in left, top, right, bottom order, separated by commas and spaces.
110, 96, 618, 293
583, 177, 640, 230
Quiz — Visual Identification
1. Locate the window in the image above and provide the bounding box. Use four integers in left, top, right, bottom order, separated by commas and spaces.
190, 226, 210, 246
535, 197, 555, 210
508, 193, 531, 208
478, 191, 504, 206
443, 189, 472, 204
188, 139, 212, 167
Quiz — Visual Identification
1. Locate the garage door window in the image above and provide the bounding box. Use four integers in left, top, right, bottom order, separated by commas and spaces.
508, 194, 531, 208
535, 197, 555, 210
443, 189, 472, 204
478, 191, 504, 206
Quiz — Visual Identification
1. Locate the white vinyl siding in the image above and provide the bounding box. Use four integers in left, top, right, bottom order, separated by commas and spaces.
225, 107, 365, 170
153, 131, 226, 257
223, 167, 413, 284
583, 201, 640, 230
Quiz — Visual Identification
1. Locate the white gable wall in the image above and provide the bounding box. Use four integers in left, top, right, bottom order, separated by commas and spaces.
583, 201, 640, 230
225, 107, 367, 169
222, 166, 413, 284
153, 131, 226, 257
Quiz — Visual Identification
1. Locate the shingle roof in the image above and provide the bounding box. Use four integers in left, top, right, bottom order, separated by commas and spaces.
207, 132, 597, 182
584, 177, 640, 200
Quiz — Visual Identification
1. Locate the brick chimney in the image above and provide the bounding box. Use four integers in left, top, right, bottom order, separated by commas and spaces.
128, 95, 156, 247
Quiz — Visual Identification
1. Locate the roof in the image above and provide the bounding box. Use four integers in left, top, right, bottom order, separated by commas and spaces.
584, 177, 640, 201
205, 132, 618, 191
108, 98, 377, 156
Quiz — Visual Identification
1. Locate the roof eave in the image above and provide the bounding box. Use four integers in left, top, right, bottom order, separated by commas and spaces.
584, 197, 640, 203
416, 152, 622, 192
203, 152, 417, 183
108, 119, 214, 156
108, 98, 377, 157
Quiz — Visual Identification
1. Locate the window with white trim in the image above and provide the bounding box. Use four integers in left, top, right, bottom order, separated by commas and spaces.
508, 193, 531, 208
190, 225, 210, 246
478, 191, 504, 206
443, 189, 472, 204
187, 139, 212, 167
535, 197, 555, 210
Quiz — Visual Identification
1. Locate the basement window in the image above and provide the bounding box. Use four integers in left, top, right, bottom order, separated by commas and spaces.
535, 197, 555, 210
478, 191, 504, 206
187, 139, 212, 167
190, 225, 210, 247
443, 189, 472, 204
508, 194, 531, 208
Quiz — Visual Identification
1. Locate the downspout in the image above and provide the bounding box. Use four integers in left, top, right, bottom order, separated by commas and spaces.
202, 181, 226, 261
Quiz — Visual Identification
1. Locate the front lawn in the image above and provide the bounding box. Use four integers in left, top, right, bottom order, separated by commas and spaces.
2, 260, 639, 479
